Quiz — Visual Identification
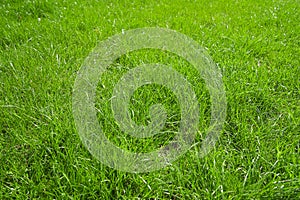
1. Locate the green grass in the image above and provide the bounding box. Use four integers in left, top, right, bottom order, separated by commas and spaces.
0, 0, 299, 199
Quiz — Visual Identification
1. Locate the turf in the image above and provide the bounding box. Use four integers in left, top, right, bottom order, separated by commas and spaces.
0, 0, 299, 199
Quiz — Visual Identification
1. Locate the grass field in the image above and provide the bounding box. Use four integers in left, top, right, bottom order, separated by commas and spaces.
0, 0, 299, 199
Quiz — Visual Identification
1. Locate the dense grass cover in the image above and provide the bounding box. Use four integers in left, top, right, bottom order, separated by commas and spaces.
0, 0, 299, 199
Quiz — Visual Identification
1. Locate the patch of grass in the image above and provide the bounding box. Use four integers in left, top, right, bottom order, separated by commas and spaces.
0, 0, 299, 199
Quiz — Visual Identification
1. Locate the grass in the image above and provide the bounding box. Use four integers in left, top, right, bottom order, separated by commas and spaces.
0, 0, 299, 199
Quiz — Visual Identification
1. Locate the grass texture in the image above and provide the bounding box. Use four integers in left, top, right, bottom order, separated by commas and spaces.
0, 0, 299, 199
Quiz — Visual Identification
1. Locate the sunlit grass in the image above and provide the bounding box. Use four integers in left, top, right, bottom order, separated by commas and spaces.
0, 0, 299, 199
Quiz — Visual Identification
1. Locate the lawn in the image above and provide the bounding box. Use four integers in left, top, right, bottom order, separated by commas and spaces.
0, 0, 299, 199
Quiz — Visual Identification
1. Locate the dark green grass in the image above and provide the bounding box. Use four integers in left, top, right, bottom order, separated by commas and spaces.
0, 0, 299, 199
